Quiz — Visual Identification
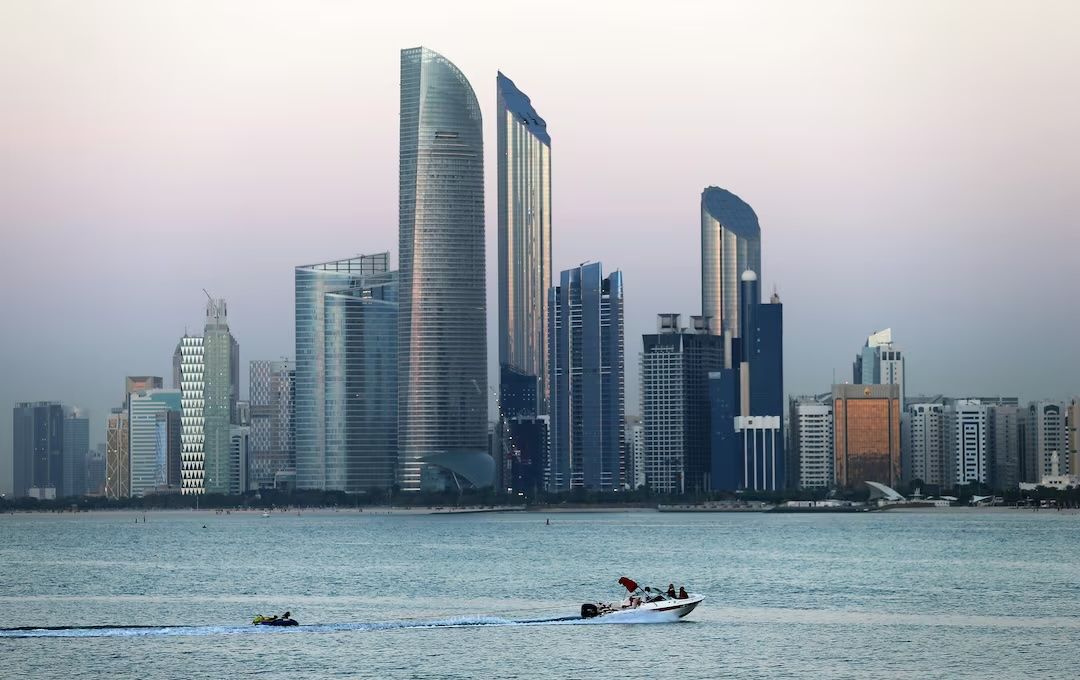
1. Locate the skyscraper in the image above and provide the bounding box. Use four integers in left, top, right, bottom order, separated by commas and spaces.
548, 262, 625, 491
1024, 401, 1069, 481
904, 402, 946, 485
832, 384, 901, 487
497, 71, 551, 418
178, 334, 205, 494
12, 402, 64, 498
62, 409, 89, 497
399, 47, 488, 492
789, 395, 833, 489
249, 359, 295, 490
202, 298, 239, 494
853, 329, 906, 409
988, 403, 1021, 490
128, 389, 182, 496
641, 314, 724, 493
700, 186, 761, 339
294, 253, 398, 492
945, 400, 989, 486
105, 407, 130, 499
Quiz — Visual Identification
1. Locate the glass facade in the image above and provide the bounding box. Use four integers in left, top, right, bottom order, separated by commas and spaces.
700, 187, 761, 338
128, 389, 181, 497
399, 47, 488, 492
497, 72, 551, 417
178, 335, 204, 494
203, 299, 237, 495
62, 411, 89, 497
12, 402, 64, 498
295, 253, 397, 491
833, 384, 901, 487
548, 263, 624, 491
249, 359, 295, 489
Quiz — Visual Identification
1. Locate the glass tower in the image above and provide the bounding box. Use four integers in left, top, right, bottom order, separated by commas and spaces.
700, 187, 761, 338
178, 335, 204, 494
399, 47, 488, 492
497, 71, 551, 417
295, 253, 397, 491
202, 299, 238, 495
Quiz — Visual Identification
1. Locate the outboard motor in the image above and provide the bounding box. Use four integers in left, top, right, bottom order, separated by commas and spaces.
580, 603, 600, 619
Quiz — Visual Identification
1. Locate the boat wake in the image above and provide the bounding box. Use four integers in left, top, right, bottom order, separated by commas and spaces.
0, 611, 681, 639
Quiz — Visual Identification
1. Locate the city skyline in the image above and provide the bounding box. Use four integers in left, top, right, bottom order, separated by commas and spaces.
2, 2, 1079, 493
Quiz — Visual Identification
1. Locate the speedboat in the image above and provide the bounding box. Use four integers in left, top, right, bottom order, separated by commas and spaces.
253, 615, 298, 627
580, 577, 704, 620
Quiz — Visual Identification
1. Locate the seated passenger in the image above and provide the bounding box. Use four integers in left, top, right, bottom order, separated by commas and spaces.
666, 584, 676, 598
678, 587, 689, 599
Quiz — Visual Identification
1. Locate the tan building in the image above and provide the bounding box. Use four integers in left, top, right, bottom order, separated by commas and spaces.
833, 384, 901, 487
105, 407, 130, 499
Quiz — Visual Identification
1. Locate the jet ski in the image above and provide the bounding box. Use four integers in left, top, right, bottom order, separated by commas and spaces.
253, 614, 298, 627
580, 577, 704, 620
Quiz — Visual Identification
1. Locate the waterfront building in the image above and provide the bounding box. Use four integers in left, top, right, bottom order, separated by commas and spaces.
86, 443, 106, 496
700, 187, 761, 338
502, 415, 550, 496
548, 262, 625, 491
709, 272, 785, 491
249, 359, 295, 490
641, 314, 724, 493
624, 415, 645, 490
202, 298, 239, 494
945, 400, 989, 486
832, 384, 901, 488
904, 402, 946, 486
229, 426, 251, 494
62, 409, 89, 497
128, 389, 182, 496
1023, 401, 1069, 481
12, 402, 64, 498
105, 407, 130, 499
853, 328, 906, 409
398, 47, 489, 492
497, 71, 551, 418
178, 334, 205, 494
295, 253, 398, 492
789, 395, 833, 489
1069, 399, 1079, 480
988, 404, 1022, 490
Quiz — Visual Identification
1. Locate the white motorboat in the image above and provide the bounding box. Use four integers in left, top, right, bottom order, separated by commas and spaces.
580, 577, 704, 620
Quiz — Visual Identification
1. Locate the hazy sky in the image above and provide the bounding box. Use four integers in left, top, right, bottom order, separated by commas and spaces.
3, 0, 1079, 493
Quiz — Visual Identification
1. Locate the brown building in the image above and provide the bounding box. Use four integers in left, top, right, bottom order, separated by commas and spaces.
833, 384, 901, 487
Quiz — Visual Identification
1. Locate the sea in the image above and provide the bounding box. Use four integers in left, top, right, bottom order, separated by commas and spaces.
2, 508, 1079, 679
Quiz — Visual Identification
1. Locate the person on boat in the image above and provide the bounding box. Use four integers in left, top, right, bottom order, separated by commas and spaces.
282, 611, 291, 621
678, 587, 689, 599
666, 584, 676, 598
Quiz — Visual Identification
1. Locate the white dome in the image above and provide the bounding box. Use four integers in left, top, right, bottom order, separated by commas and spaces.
741, 270, 758, 282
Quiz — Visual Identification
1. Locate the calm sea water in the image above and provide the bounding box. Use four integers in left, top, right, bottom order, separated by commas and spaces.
2, 509, 1079, 679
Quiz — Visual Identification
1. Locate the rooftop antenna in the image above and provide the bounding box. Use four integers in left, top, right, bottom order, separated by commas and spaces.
202, 288, 213, 303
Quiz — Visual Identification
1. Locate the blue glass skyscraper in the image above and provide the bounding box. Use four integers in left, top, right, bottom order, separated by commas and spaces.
701, 187, 761, 338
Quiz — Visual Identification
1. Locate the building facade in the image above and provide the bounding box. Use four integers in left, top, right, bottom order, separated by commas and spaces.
398, 47, 489, 492
548, 262, 625, 491
105, 407, 130, 499
832, 384, 901, 488
128, 389, 182, 496
904, 402, 946, 486
62, 409, 89, 497
988, 404, 1021, 490
945, 400, 988, 486
1024, 401, 1069, 481
700, 186, 761, 338
12, 402, 64, 498
853, 328, 906, 409
178, 335, 205, 494
202, 298, 239, 494
249, 359, 295, 490
790, 396, 833, 489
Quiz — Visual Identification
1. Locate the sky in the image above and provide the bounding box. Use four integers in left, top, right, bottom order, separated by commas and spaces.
2, 0, 1079, 494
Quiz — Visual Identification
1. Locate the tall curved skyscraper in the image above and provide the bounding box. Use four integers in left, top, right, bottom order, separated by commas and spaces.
399, 47, 487, 492
497, 71, 551, 417
700, 186, 761, 337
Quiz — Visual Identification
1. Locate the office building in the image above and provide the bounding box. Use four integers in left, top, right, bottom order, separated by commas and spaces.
988, 403, 1022, 490
502, 415, 550, 496
399, 47, 490, 492
710, 272, 785, 491
790, 395, 833, 489
641, 314, 724, 493
202, 298, 239, 494
249, 359, 295, 490
945, 400, 988, 486
128, 389, 182, 496
853, 328, 906, 409
548, 262, 625, 491
700, 186, 761, 338
86, 443, 106, 496
105, 407, 130, 499
497, 71, 551, 418
229, 426, 250, 494
624, 415, 645, 490
832, 384, 901, 488
178, 334, 205, 494
904, 402, 946, 486
12, 402, 64, 498
1069, 399, 1079, 480
62, 409, 89, 497
1024, 401, 1069, 481
295, 253, 399, 492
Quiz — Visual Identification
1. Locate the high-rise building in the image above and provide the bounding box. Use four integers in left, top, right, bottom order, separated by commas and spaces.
178, 334, 205, 494
105, 407, 130, 499
1068, 399, 1079, 481
156, 410, 183, 489
86, 443, 106, 496
624, 415, 645, 490
832, 384, 901, 488
229, 426, 250, 494
945, 400, 989, 486
62, 409, 89, 497
497, 71, 551, 418
789, 395, 833, 489
399, 47, 489, 492
250, 359, 295, 490
709, 272, 785, 491
641, 314, 724, 493
700, 186, 761, 339
904, 402, 946, 486
294, 254, 398, 492
988, 403, 1021, 490
548, 262, 625, 491
202, 298, 239, 494
1024, 401, 1069, 481
12, 402, 64, 498
128, 389, 182, 496
853, 329, 906, 409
